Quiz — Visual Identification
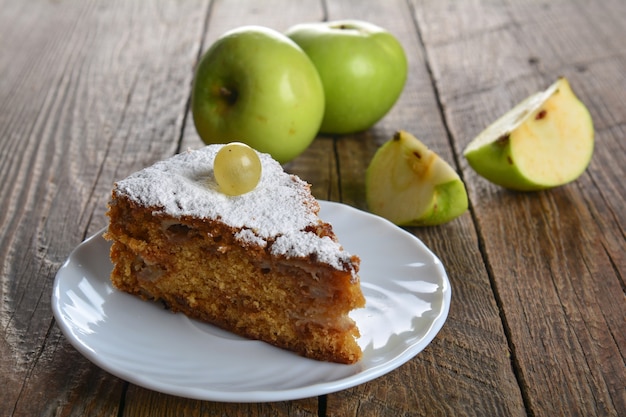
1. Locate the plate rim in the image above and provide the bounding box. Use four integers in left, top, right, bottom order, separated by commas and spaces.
52, 200, 451, 402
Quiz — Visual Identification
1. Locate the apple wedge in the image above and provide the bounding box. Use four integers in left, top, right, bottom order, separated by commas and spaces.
366, 130, 468, 226
463, 77, 594, 191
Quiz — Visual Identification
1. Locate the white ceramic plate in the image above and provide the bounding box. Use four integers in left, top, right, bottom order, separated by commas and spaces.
52, 201, 451, 402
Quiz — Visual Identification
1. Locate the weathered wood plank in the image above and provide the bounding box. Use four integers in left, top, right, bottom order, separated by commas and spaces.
1, 0, 623, 416
322, 0, 527, 416
0, 0, 209, 415
120, 386, 319, 417
121, 0, 324, 415
412, 0, 626, 415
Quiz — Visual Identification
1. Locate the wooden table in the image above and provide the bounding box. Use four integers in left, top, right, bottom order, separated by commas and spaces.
1, 0, 624, 416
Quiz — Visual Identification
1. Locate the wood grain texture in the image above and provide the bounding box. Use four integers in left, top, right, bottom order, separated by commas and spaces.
1, 0, 624, 416
119, 1, 325, 416
412, 0, 626, 415
1, 0, 207, 415
323, 0, 526, 416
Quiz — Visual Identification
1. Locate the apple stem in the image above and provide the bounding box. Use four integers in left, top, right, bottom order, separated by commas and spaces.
219, 86, 238, 105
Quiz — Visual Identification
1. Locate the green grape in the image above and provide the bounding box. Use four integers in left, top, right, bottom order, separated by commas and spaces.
214, 143, 262, 196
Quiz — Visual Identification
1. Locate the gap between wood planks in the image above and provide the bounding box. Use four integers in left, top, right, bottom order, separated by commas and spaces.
405, 0, 537, 415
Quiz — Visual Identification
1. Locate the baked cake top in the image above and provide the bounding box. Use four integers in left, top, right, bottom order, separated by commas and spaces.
112, 145, 356, 273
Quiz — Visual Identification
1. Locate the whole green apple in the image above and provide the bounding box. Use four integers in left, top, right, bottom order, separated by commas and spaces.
286, 20, 408, 135
192, 26, 325, 164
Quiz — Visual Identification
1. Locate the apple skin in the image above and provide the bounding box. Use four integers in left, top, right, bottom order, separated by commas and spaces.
416, 180, 469, 226
464, 77, 594, 191
191, 26, 325, 164
366, 130, 468, 226
286, 20, 407, 135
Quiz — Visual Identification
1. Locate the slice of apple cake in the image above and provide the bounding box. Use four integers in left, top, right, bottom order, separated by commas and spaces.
104, 145, 365, 364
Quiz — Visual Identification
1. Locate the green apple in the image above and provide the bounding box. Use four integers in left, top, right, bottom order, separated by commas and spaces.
366, 130, 468, 226
463, 77, 594, 191
191, 26, 325, 164
286, 20, 407, 134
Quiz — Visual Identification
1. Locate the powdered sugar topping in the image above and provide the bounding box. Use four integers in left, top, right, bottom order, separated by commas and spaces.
113, 145, 355, 271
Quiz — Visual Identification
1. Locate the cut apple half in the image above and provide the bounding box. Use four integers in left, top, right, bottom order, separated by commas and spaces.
366, 130, 468, 226
463, 77, 594, 191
